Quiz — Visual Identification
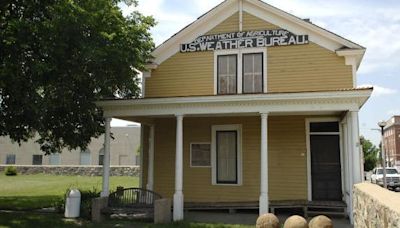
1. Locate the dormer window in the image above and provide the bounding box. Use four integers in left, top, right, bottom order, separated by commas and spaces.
214, 48, 266, 95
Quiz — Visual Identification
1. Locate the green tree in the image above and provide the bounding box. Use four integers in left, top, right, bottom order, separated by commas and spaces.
0, 0, 155, 154
360, 136, 379, 171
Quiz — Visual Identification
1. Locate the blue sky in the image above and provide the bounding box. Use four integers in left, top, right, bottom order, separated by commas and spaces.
117, 0, 400, 146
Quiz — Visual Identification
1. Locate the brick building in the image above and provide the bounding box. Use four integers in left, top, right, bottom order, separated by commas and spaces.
383, 116, 400, 169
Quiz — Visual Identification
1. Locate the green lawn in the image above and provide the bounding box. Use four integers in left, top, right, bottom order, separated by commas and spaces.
0, 211, 253, 228
0, 174, 253, 228
0, 173, 138, 210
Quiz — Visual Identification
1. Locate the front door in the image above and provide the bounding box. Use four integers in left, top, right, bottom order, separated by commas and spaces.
310, 122, 342, 201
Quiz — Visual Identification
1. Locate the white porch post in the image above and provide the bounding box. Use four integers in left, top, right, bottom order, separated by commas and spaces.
346, 110, 361, 224
146, 125, 155, 190
259, 113, 269, 215
173, 114, 184, 221
101, 117, 111, 197
350, 110, 362, 184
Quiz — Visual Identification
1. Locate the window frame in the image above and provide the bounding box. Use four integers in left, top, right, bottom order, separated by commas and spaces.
216, 54, 238, 95
214, 48, 267, 95
190, 142, 211, 168
80, 149, 91, 165
211, 124, 242, 186
32, 154, 43, 165
48, 153, 61, 165
6, 154, 16, 165
242, 52, 264, 94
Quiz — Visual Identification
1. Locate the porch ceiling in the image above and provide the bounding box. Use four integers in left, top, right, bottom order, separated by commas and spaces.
96, 88, 372, 119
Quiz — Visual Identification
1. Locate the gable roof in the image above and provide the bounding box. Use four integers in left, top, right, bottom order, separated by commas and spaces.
151, 0, 365, 67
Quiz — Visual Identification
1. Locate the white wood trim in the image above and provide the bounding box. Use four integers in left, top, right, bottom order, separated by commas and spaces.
239, 0, 243, 32
98, 90, 371, 118
214, 47, 267, 95
101, 117, 111, 197
190, 142, 212, 168
151, 0, 364, 66
152, 1, 237, 65
139, 125, 144, 188
211, 124, 243, 186
173, 114, 184, 221
98, 89, 371, 106
259, 113, 269, 215
146, 125, 155, 190
305, 117, 341, 201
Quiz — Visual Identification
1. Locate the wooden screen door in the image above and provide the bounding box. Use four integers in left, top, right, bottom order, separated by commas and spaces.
310, 122, 342, 201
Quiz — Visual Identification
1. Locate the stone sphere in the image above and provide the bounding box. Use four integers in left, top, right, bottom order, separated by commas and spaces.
256, 213, 280, 228
309, 215, 333, 228
283, 215, 308, 228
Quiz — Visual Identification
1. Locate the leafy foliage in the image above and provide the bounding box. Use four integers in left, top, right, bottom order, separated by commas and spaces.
4, 166, 17, 176
0, 0, 155, 154
361, 136, 379, 171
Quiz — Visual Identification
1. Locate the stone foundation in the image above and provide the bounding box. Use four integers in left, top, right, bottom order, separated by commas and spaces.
353, 182, 400, 228
0, 165, 139, 176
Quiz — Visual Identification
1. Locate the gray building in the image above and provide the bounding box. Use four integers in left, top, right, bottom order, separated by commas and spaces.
0, 126, 140, 166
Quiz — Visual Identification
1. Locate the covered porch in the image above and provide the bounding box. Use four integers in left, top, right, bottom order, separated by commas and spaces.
96, 88, 371, 223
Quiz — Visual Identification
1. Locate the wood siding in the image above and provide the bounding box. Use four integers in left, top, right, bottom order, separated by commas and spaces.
150, 116, 308, 202
145, 12, 353, 98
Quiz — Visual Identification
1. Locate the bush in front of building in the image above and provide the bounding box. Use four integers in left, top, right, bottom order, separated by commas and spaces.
56, 187, 101, 219
4, 166, 17, 176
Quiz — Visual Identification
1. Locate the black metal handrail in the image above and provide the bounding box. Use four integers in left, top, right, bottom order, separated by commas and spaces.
108, 187, 162, 208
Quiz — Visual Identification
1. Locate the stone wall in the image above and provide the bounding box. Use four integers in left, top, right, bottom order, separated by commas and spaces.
0, 165, 140, 176
353, 182, 400, 228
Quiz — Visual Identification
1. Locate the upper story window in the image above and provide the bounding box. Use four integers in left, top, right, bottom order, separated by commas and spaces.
215, 49, 266, 95
243, 53, 263, 94
217, 55, 237, 94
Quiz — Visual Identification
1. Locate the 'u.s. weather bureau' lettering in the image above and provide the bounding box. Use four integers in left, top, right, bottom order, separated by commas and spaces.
180, 33, 309, 53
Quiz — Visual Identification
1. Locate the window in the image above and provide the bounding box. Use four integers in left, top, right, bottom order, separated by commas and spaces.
243, 53, 263, 93
98, 148, 104, 166
211, 125, 242, 185
32, 155, 43, 165
6, 154, 16, 164
190, 143, 211, 167
215, 49, 266, 95
49, 153, 60, 165
217, 55, 237, 94
80, 149, 91, 165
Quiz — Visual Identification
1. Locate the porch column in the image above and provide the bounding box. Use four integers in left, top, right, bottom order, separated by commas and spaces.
101, 117, 111, 197
350, 110, 362, 184
146, 125, 155, 190
173, 114, 184, 221
259, 113, 269, 215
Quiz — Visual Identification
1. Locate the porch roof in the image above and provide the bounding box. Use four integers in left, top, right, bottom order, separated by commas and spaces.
96, 88, 372, 119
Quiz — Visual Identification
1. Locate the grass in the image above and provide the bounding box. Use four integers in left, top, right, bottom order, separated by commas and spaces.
0, 211, 254, 228
0, 174, 253, 227
0, 173, 138, 210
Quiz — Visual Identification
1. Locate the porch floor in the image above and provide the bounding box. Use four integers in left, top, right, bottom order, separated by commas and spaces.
185, 211, 352, 227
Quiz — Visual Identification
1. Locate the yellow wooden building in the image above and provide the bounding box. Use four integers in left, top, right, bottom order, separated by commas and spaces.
97, 0, 372, 223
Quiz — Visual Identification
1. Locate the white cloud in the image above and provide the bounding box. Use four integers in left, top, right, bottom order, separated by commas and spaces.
359, 84, 397, 97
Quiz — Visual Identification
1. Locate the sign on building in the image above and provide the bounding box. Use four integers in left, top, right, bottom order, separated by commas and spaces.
181, 29, 309, 53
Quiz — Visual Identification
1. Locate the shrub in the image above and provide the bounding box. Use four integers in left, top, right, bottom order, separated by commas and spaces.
4, 166, 17, 176
79, 188, 101, 219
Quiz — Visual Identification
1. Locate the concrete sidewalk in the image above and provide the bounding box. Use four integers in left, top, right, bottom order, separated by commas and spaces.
185, 210, 352, 227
